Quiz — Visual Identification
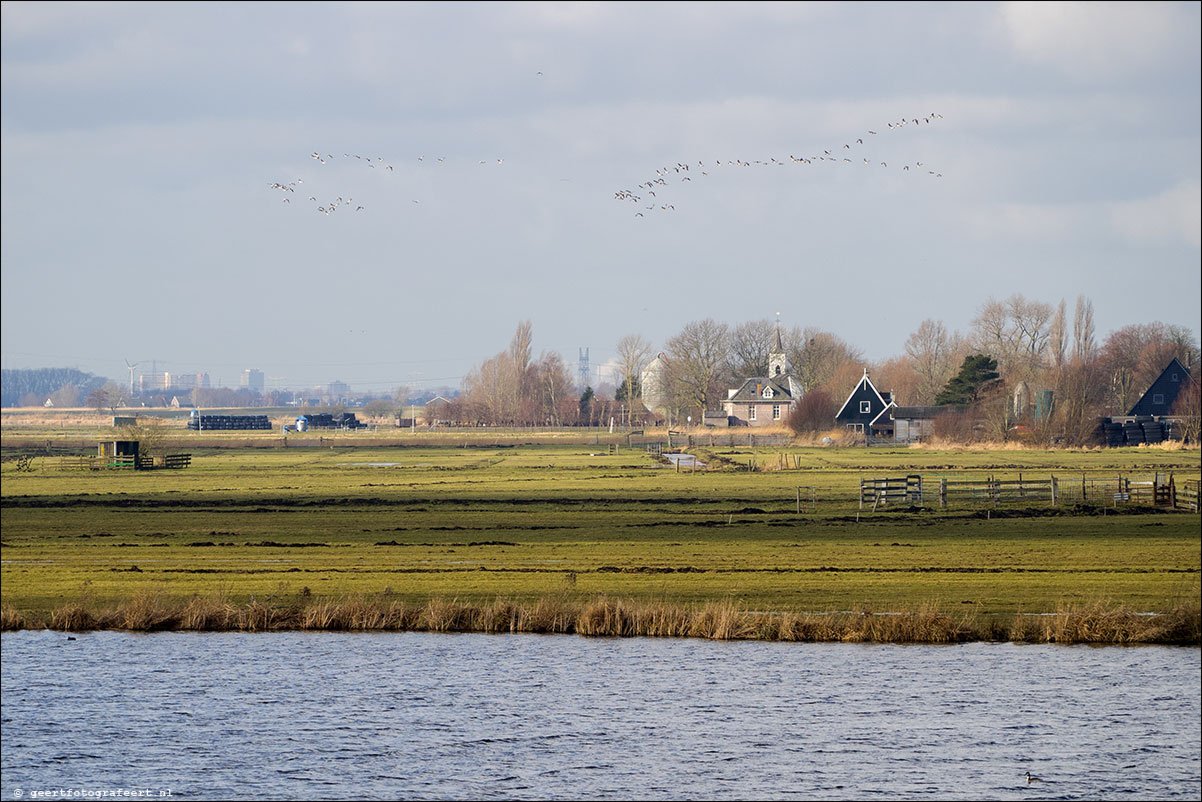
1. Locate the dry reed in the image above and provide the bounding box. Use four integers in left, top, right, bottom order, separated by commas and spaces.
48, 602, 97, 631
179, 594, 240, 631
2, 604, 29, 631
119, 590, 178, 631
20, 595, 1200, 645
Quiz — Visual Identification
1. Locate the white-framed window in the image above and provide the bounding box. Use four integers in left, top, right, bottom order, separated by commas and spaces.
772, 404, 781, 420
1153, 393, 1165, 404
748, 405, 756, 421
847, 423, 864, 432
860, 400, 871, 414
762, 386, 774, 399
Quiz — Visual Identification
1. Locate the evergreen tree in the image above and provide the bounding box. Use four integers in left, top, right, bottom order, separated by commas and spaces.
935, 354, 1000, 406
578, 386, 595, 421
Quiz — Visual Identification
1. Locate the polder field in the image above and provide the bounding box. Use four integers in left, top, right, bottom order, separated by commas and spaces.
2, 420, 1200, 642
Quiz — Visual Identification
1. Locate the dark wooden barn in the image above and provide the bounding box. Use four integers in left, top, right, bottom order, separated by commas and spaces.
1128, 357, 1193, 417
835, 370, 895, 436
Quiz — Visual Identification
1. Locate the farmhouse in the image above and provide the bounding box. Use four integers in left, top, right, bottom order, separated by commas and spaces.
1128, 357, 1193, 417
720, 328, 804, 427
835, 369, 895, 438
1097, 357, 1197, 445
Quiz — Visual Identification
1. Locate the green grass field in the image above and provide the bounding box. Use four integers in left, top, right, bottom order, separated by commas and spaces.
3, 440, 1199, 635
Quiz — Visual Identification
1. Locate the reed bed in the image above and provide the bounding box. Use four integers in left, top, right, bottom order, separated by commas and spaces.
6, 595, 1196, 645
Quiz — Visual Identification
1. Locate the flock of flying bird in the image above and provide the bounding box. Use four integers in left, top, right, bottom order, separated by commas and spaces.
267, 112, 944, 218
267, 152, 506, 214
615, 112, 945, 216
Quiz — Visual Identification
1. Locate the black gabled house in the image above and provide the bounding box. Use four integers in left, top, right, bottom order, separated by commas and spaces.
835, 369, 895, 437
1128, 357, 1193, 417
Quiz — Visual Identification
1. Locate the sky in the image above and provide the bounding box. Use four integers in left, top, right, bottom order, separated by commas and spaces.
2, 1, 1199, 395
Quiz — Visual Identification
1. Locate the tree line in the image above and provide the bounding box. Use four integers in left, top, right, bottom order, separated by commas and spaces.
449, 296, 1198, 443
1, 368, 108, 408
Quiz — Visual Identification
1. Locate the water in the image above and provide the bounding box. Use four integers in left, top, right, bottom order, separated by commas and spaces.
2, 631, 1199, 800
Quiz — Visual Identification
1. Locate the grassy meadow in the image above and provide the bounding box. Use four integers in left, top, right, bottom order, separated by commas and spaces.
2, 426, 1199, 642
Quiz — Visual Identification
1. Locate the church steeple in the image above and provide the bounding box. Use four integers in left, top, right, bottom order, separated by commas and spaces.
769, 315, 787, 377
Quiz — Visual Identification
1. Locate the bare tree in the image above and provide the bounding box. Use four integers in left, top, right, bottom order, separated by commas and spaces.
461, 354, 510, 424
1171, 378, 1201, 444
971, 294, 1053, 383
507, 320, 534, 420
727, 319, 777, 378
614, 334, 652, 424
87, 382, 128, 414
871, 356, 920, 407
1048, 299, 1067, 371
535, 351, 575, 426
786, 390, 837, 434
790, 328, 863, 393
362, 399, 397, 421
1072, 295, 1096, 364
665, 318, 730, 421
509, 320, 533, 376
1053, 360, 1106, 446
118, 417, 168, 460
904, 319, 960, 405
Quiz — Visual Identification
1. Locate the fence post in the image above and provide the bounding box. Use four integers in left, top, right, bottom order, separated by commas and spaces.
797, 486, 801, 514
939, 478, 947, 508
1050, 474, 1057, 506
1169, 473, 1176, 509
859, 477, 864, 510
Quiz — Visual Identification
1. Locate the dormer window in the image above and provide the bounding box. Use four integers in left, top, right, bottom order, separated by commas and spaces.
762, 386, 774, 399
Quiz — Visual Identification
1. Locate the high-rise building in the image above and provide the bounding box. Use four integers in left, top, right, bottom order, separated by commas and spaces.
241, 369, 265, 394
139, 372, 170, 393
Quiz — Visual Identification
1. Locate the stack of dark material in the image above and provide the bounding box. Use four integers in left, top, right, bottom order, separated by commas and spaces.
1121, 418, 1146, 444
304, 412, 367, 430
1101, 420, 1125, 447
1141, 419, 1165, 444
187, 415, 272, 430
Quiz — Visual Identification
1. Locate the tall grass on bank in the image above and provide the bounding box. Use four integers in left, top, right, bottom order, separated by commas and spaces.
5, 595, 1198, 645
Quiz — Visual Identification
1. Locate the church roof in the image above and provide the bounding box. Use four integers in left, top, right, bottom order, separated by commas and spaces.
726, 376, 798, 402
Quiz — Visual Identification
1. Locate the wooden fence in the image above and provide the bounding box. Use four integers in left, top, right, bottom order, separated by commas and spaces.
860, 473, 1200, 512
937, 475, 1055, 507
55, 453, 192, 471
1175, 479, 1199, 512
860, 475, 923, 509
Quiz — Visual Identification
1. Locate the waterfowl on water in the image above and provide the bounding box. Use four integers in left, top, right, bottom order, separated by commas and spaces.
1026, 772, 1043, 784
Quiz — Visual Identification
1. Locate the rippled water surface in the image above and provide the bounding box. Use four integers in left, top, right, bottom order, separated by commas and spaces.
2, 631, 1199, 800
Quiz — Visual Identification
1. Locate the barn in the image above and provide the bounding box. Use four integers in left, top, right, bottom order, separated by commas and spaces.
835, 369, 895, 438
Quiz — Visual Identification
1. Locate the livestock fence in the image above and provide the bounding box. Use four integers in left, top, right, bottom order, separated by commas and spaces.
56, 453, 192, 471
860, 472, 1200, 513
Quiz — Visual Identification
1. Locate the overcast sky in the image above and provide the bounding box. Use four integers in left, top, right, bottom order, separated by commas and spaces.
2, 1, 1199, 394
